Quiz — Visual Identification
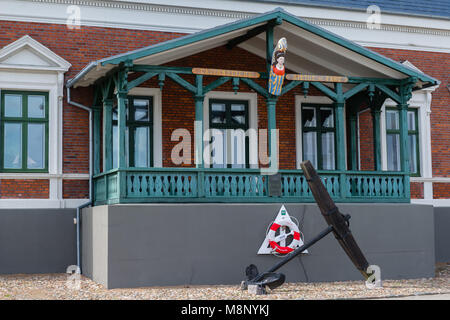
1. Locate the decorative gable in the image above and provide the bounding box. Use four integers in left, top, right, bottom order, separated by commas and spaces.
0, 35, 71, 72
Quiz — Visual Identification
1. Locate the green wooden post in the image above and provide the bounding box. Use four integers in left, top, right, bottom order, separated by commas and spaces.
102, 99, 113, 171
93, 107, 101, 175
116, 69, 129, 200
335, 83, 346, 199
349, 111, 358, 171
335, 84, 346, 171
266, 97, 278, 170
371, 108, 382, 171
398, 81, 414, 199
194, 75, 205, 197
266, 24, 274, 74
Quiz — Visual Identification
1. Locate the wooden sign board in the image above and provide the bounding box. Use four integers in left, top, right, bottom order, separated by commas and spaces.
286, 74, 348, 83
192, 68, 260, 79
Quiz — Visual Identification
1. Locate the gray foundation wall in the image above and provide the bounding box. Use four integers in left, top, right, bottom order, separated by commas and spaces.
434, 207, 450, 263
0, 209, 77, 274
82, 203, 435, 289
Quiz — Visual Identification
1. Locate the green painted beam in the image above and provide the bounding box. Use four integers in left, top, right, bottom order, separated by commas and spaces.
281, 80, 302, 95
310, 82, 337, 100
347, 77, 403, 85
343, 83, 369, 100
132, 65, 192, 74
128, 72, 157, 90
166, 72, 197, 93
241, 78, 269, 98
227, 19, 279, 49
203, 77, 231, 94
375, 84, 401, 104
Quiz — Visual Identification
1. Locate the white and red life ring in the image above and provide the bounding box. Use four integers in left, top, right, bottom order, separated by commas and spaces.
267, 219, 302, 254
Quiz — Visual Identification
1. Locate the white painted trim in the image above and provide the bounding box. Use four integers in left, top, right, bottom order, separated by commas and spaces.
128, 87, 163, 167
0, 198, 88, 209
203, 91, 258, 169
0, 35, 71, 72
0, 173, 89, 179
295, 95, 335, 169
411, 177, 450, 183
412, 199, 450, 207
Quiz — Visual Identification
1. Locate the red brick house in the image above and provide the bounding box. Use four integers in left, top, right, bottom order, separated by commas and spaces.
0, 0, 448, 287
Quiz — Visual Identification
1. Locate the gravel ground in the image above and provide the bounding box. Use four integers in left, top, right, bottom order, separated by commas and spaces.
0, 263, 448, 300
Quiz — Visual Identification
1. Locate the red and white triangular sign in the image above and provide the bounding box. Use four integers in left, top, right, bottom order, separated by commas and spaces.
257, 205, 308, 255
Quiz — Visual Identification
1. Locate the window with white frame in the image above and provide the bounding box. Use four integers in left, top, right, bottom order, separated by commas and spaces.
301, 103, 336, 170
0, 91, 49, 172
209, 99, 249, 168
385, 107, 420, 175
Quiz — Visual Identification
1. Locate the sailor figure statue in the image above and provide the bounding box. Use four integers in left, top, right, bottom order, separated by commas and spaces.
268, 37, 287, 96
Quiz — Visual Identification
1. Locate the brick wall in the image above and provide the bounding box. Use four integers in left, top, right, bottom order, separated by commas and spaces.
0, 179, 49, 199
63, 180, 89, 199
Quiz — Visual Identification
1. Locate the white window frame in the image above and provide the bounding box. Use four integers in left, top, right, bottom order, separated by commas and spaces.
203, 91, 258, 168
295, 95, 346, 170
127, 87, 163, 168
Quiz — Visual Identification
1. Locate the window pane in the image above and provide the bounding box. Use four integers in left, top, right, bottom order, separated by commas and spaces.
4, 94, 22, 117
134, 127, 150, 167
113, 100, 129, 121
231, 113, 246, 125
211, 103, 226, 124
320, 107, 334, 128
4, 123, 22, 169
28, 95, 45, 118
302, 107, 316, 127
27, 124, 45, 169
387, 133, 401, 171
407, 111, 416, 131
409, 134, 418, 173
231, 129, 246, 168
321, 132, 335, 170
386, 110, 399, 130
303, 131, 317, 168
211, 129, 226, 168
231, 104, 245, 111
134, 99, 150, 121
112, 125, 129, 168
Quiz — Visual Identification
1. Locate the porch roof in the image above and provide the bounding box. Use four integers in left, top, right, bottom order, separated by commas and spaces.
66, 7, 439, 89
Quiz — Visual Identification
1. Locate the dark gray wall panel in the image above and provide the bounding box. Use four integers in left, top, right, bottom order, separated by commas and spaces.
434, 207, 450, 262
83, 203, 435, 289
0, 209, 77, 274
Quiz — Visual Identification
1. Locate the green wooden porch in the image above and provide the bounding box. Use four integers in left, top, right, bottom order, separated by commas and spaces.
66, 8, 439, 205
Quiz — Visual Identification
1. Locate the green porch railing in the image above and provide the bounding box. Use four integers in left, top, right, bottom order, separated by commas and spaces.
93, 168, 410, 205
